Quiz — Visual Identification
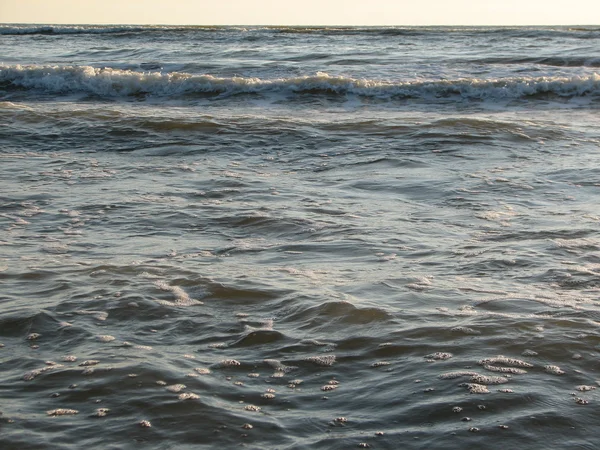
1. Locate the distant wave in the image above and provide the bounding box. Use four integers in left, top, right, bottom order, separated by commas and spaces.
0, 25, 230, 36
1, 25, 600, 38
1, 65, 600, 101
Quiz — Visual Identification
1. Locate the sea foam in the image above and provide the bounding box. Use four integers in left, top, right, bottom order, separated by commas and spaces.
2, 65, 600, 101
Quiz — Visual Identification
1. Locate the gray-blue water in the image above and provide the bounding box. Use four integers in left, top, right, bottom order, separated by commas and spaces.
1, 25, 600, 449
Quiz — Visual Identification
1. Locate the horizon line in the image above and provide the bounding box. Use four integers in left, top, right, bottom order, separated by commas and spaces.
2, 22, 599, 27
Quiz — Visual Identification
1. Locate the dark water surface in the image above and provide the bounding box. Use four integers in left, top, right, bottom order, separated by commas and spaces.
1, 25, 600, 449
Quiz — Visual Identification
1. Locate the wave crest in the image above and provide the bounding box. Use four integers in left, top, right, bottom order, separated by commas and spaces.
2, 64, 600, 101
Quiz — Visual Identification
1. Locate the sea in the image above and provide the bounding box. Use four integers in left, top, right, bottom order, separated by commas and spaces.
1, 24, 600, 449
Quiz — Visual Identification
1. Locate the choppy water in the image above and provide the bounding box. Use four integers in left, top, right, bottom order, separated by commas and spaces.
1, 25, 600, 449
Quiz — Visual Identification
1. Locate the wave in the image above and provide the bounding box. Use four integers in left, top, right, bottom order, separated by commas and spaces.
1, 65, 600, 101
2, 25, 600, 38
0, 24, 232, 36
472, 56, 600, 68
0, 24, 433, 37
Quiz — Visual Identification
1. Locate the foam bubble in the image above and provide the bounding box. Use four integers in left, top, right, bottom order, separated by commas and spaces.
371, 361, 391, 368
23, 364, 63, 381
209, 343, 227, 349
47, 409, 78, 416
478, 356, 533, 368
425, 352, 453, 360
92, 408, 110, 417
576, 385, 596, 392
545, 365, 565, 375
178, 393, 200, 400
79, 360, 100, 367
460, 383, 490, 394
483, 365, 527, 374
166, 384, 186, 393
304, 355, 336, 366
264, 359, 297, 373
451, 326, 481, 335
23, 369, 43, 381
218, 359, 241, 367
439, 371, 479, 380
154, 280, 203, 306
134, 345, 153, 351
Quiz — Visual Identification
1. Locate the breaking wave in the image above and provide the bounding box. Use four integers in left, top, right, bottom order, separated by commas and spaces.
2, 64, 600, 102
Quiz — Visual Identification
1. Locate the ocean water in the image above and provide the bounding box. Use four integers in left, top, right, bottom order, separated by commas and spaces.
1, 24, 600, 449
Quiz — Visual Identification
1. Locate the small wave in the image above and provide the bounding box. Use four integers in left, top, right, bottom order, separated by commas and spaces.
0, 24, 230, 36
473, 56, 600, 68
2, 65, 600, 101
0, 25, 147, 35
2, 25, 600, 39
0, 24, 402, 36
0, 24, 427, 37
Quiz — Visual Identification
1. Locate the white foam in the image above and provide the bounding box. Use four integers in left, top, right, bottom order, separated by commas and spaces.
470, 374, 509, 385
304, 355, 336, 366
460, 383, 490, 394
545, 365, 565, 375
47, 409, 78, 416
478, 356, 533, 368
166, 384, 186, 393
154, 280, 202, 306
2, 65, 600, 102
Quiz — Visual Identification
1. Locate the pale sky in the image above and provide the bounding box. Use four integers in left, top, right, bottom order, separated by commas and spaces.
1, 0, 599, 26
